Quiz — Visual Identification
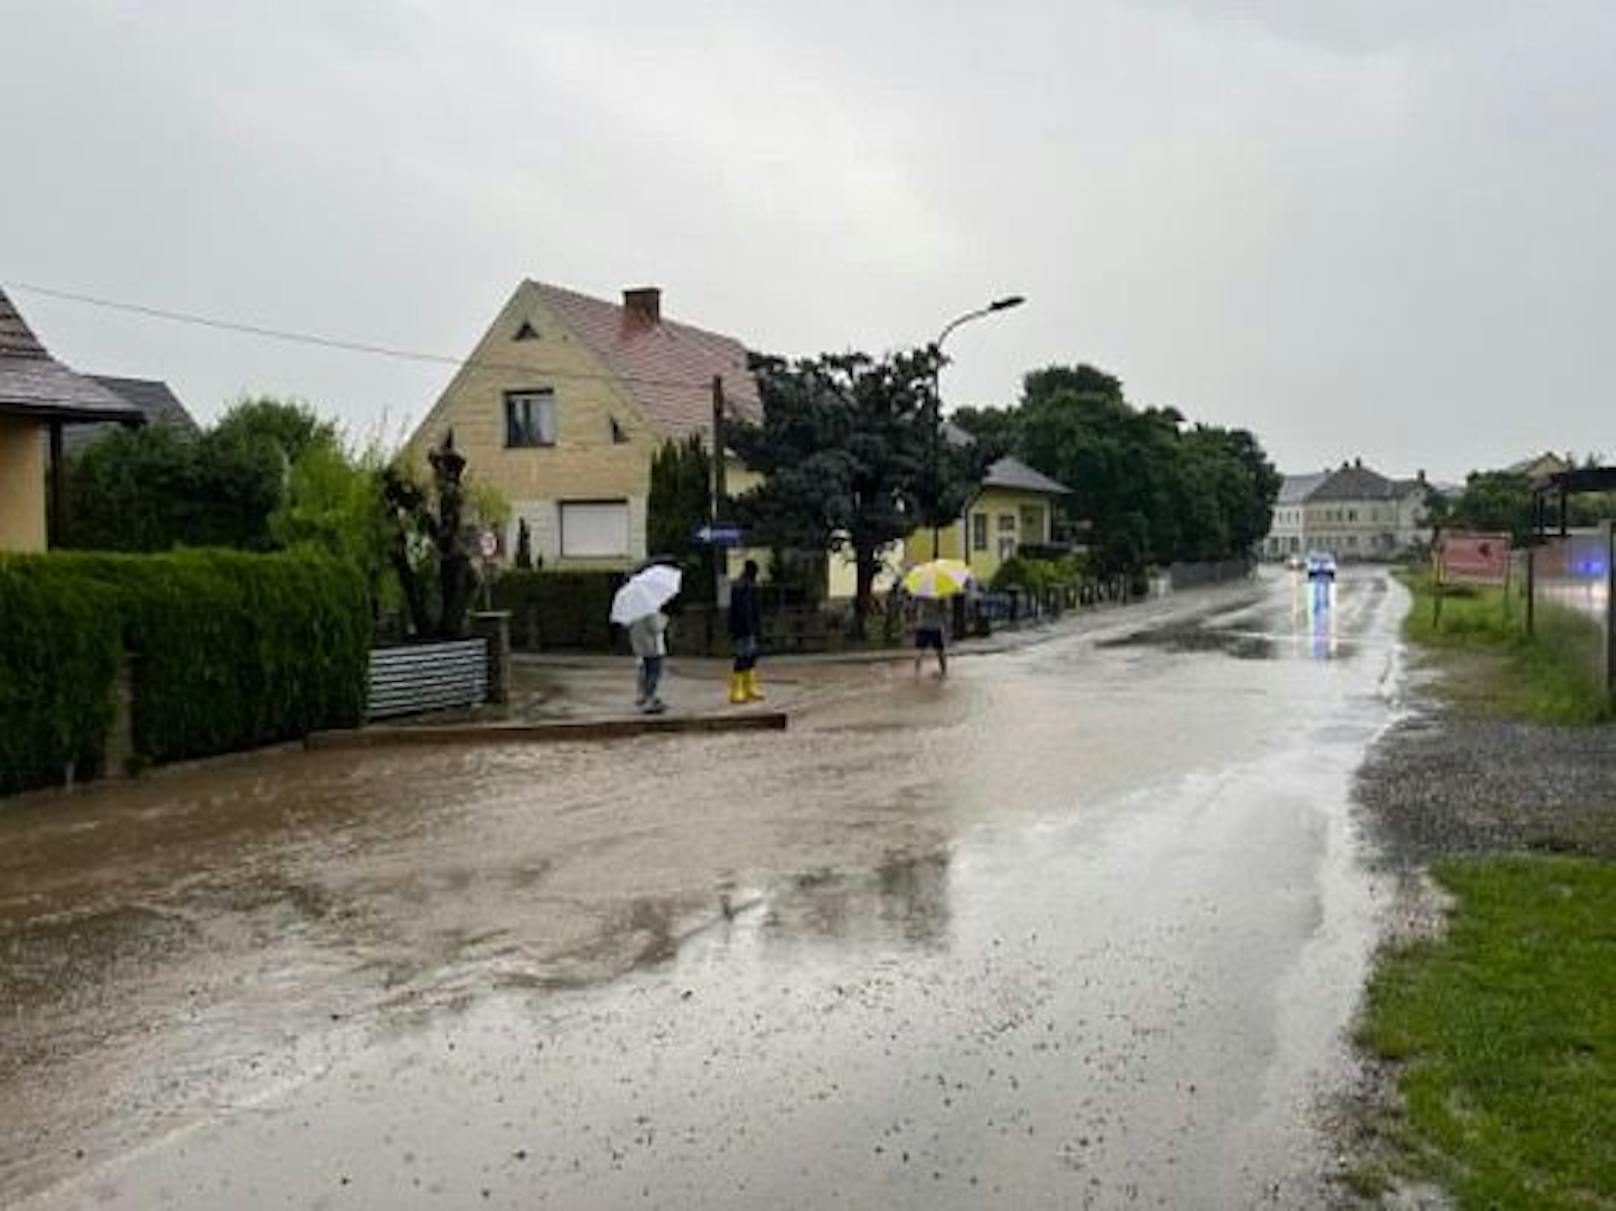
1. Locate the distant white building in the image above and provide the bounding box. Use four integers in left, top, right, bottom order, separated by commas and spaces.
1263, 460, 1434, 560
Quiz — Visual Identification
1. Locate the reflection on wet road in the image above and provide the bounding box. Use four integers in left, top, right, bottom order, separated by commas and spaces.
2, 568, 1406, 1209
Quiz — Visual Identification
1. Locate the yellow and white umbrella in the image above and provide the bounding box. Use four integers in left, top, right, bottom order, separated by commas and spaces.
901, 559, 975, 600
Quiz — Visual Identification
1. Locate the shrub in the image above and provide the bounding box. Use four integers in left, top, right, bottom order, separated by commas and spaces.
0, 550, 370, 795
991, 553, 1085, 595
0, 560, 122, 795
493, 570, 623, 650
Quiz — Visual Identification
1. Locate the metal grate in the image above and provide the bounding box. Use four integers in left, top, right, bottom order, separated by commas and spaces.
367, 639, 487, 720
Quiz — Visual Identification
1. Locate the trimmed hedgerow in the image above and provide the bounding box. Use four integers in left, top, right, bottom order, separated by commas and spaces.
493, 570, 623, 651
0, 550, 370, 795
0, 559, 123, 795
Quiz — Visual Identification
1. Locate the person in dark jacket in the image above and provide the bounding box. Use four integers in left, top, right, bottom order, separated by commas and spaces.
728, 559, 764, 703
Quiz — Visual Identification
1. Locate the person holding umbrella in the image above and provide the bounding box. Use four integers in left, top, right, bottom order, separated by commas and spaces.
611, 562, 683, 714
902, 559, 973, 679
727, 558, 764, 704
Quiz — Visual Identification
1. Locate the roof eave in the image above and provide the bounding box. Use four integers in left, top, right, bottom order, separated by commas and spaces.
0, 400, 146, 425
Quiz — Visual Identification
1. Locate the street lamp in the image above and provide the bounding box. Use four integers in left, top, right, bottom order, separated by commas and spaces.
928, 295, 1025, 552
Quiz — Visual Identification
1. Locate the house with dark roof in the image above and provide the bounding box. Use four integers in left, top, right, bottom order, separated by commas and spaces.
1262, 458, 1434, 559
0, 288, 142, 551
406, 281, 760, 569
65, 376, 198, 454
904, 421, 1073, 583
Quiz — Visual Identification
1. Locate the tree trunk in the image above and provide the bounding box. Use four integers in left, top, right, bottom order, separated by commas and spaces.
853, 547, 878, 639
389, 540, 431, 639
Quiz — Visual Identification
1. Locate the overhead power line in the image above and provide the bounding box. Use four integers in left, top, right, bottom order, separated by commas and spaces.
3, 280, 728, 391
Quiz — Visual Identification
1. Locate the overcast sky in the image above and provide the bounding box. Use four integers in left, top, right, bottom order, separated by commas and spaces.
5, 1, 1613, 481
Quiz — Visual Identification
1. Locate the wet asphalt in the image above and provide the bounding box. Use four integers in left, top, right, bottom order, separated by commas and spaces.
1, 569, 1407, 1209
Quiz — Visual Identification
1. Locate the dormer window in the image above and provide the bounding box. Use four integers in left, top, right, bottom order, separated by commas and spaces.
610, 416, 628, 444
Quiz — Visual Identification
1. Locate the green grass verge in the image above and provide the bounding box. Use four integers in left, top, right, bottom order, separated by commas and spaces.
1360, 857, 1616, 1210
1398, 571, 1613, 725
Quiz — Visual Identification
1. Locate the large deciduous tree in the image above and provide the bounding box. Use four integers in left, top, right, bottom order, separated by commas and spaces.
1006, 363, 1280, 574
728, 348, 952, 627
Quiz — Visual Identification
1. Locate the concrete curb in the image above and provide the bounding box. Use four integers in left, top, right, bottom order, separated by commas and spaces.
307, 712, 788, 750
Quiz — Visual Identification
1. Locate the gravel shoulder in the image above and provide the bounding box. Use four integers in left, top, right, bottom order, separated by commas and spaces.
1342, 647, 1616, 1209
1357, 652, 1616, 867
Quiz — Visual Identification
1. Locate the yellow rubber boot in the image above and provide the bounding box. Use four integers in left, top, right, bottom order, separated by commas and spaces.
728, 672, 748, 705
744, 670, 765, 702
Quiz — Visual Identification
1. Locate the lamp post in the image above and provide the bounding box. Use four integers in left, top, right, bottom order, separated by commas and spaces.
928, 295, 1025, 554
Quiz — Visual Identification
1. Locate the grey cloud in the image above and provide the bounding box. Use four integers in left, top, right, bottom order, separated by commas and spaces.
3, 0, 1613, 480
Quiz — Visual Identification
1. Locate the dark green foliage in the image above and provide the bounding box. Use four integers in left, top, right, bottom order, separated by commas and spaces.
62, 397, 332, 553
493, 570, 623, 651
729, 348, 945, 620
514, 519, 533, 570
0, 560, 122, 795
948, 404, 1020, 457
1008, 364, 1280, 574
647, 435, 716, 603
1438, 471, 1534, 544
0, 551, 370, 795
648, 435, 712, 556
209, 397, 337, 467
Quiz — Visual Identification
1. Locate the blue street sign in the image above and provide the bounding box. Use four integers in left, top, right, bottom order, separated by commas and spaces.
693, 523, 746, 548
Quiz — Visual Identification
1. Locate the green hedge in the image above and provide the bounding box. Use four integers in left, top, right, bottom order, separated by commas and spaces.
0, 561, 122, 794
493, 570, 623, 651
1, 550, 370, 795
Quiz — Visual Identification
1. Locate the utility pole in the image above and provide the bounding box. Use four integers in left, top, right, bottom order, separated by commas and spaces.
711, 375, 729, 610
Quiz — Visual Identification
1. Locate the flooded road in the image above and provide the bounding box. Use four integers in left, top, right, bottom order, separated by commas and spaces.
2, 568, 1406, 1209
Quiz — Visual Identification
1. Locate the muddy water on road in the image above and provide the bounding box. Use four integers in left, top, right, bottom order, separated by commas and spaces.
3, 570, 1405, 1209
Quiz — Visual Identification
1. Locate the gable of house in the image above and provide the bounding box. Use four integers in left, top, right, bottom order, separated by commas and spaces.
405, 281, 760, 569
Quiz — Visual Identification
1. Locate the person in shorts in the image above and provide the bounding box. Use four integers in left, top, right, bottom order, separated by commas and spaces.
913, 594, 948, 678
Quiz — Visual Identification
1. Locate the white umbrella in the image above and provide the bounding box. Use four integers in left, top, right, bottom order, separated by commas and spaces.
610, 564, 683, 625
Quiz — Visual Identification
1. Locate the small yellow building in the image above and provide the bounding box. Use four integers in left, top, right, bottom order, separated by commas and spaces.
405, 280, 759, 569
904, 455, 1071, 585
0, 289, 142, 552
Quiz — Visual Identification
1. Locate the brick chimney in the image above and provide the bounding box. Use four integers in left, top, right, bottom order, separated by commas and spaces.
622, 286, 661, 329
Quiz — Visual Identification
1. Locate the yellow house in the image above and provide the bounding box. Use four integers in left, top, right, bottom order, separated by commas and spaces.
408, 281, 1069, 597
405, 280, 759, 569
904, 454, 1071, 586
1, 289, 142, 552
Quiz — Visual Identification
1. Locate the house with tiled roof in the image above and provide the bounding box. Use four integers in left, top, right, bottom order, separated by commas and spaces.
405, 281, 760, 568
1262, 458, 1434, 560
0, 288, 142, 551
408, 279, 1073, 592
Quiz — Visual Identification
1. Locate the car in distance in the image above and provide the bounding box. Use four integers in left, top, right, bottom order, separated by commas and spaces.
1305, 551, 1337, 581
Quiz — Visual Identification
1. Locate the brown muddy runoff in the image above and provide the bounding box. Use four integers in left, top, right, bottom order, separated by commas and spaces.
3, 570, 1404, 1209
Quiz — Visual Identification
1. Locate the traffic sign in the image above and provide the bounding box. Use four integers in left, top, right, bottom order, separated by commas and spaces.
692, 523, 746, 548
479, 529, 499, 562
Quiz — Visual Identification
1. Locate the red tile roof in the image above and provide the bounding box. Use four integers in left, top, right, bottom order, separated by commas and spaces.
530, 281, 759, 440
